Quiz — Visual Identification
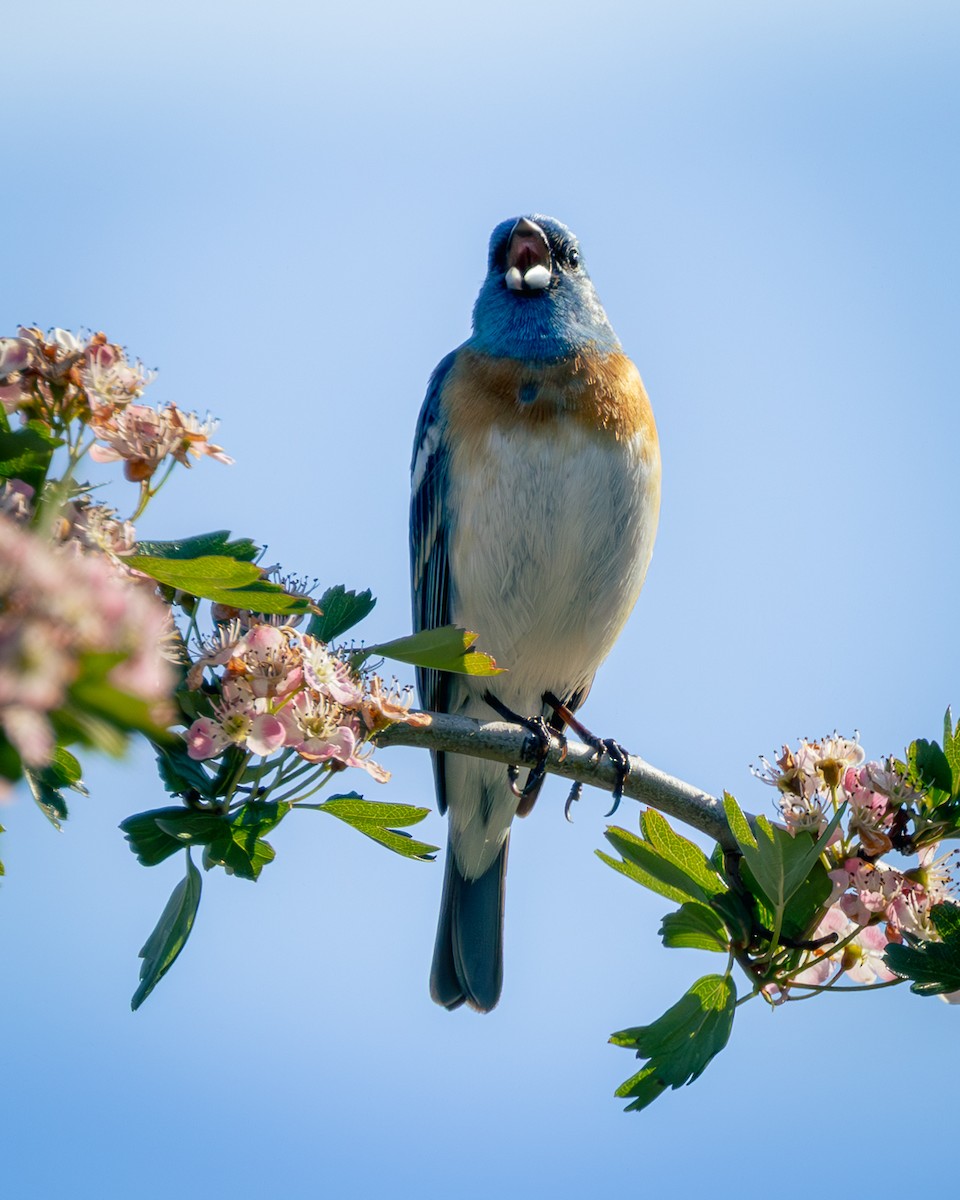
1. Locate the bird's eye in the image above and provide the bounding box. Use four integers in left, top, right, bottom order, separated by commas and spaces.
567, 247, 580, 269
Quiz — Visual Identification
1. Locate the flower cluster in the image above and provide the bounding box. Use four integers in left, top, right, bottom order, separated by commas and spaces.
755, 734, 958, 994
0, 513, 175, 772
0, 327, 231, 483
183, 622, 427, 780
0, 325, 238, 791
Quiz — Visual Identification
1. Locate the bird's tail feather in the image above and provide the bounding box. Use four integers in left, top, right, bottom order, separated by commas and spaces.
430, 836, 508, 1013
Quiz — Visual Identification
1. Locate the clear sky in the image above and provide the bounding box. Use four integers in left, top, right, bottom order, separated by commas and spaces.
3, 3, 959, 1196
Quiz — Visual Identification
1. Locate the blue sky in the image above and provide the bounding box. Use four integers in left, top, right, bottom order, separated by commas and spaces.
3, 3, 959, 1196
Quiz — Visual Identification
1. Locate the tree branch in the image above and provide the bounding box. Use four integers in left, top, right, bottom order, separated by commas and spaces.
374, 711, 736, 848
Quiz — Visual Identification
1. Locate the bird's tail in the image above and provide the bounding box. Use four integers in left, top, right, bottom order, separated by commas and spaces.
430, 835, 508, 1013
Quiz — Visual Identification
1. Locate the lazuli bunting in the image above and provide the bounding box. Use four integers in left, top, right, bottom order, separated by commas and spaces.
410, 215, 661, 1011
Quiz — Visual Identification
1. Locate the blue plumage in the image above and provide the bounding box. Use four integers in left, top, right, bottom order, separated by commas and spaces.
470, 215, 621, 361
411, 215, 661, 1012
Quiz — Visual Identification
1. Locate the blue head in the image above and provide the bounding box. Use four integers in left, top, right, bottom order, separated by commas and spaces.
469, 215, 620, 362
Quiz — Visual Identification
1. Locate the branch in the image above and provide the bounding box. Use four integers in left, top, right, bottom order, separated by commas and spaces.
374, 711, 736, 848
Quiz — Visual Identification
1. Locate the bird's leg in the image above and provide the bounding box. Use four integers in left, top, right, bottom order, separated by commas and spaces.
542, 690, 631, 816
484, 692, 560, 798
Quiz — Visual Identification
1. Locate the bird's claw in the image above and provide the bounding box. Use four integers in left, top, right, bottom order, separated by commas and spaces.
564, 780, 583, 822
518, 715, 554, 797
598, 738, 630, 816
507, 763, 523, 799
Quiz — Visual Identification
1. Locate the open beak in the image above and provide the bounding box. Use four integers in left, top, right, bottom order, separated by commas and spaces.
504, 218, 552, 292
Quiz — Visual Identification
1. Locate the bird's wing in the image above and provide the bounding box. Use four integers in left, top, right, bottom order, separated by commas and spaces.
410, 350, 459, 811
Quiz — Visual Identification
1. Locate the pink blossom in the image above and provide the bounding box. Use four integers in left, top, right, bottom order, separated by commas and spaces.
0, 514, 176, 770
360, 676, 431, 733
841, 924, 897, 985
184, 717, 227, 761
301, 635, 363, 707
233, 624, 302, 700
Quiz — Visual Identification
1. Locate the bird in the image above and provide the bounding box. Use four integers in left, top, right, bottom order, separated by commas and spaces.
410, 214, 661, 1012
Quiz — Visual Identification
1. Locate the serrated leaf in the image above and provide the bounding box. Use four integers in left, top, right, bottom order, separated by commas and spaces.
942, 708, 960, 796
317, 793, 438, 860
640, 810, 724, 897
131, 853, 202, 1010
308, 585, 376, 643
600, 827, 715, 904
127, 555, 310, 615
725, 792, 843, 928
660, 902, 730, 952
911, 738, 953, 794
188, 581, 311, 615
128, 554, 262, 588
361, 627, 503, 677
135, 530, 260, 562
722, 792, 757, 850
884, 903, 960, 996
611, 974, 736, 1112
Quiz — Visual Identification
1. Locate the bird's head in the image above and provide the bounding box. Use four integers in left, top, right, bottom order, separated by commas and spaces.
470, 215, 620, 361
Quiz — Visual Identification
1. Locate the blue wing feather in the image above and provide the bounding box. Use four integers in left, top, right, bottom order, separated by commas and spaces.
410, 349, 460, 813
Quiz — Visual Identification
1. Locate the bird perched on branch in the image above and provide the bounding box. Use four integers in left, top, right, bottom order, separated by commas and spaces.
410, 215, 661, 1012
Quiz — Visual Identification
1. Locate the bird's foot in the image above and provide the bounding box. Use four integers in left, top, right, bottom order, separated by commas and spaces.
542, 690, 630, 816
485, 693, 562, 798
596, 738, 630, 816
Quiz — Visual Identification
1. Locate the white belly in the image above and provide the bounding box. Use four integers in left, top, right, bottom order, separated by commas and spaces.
446, 421, 659, 718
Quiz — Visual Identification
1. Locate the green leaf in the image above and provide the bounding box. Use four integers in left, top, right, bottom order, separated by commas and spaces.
611, 974, 736, 1112
135, 530, 260, 562
599, 826, 716, 905
126, 555, 310, 615
127, 554, 261, 589
884, 903, 960, 996
131, 853, 202, 1010
23, 744, 87, 826
317, 793, 438, 860
640, 810, 725, 897
710, 889, 755, 947
724, 792, 842, 924
911, 738, 953, 795
203, 799, 292, 881
120, 808, 226, 866
0, 424, 62, 492
660, 902, 730, 952
308, 585, 377, 642
722, 792, 757, 850
361, 626, 503, 676
204, 831, 276, 880
67, 675, 169, 741
942, 708, 960, 796
0, 733, 21, 781
154, 740, 217, 800
24, 766, 69, 829
48, 746, 85, 789
778, 858, 833, 941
